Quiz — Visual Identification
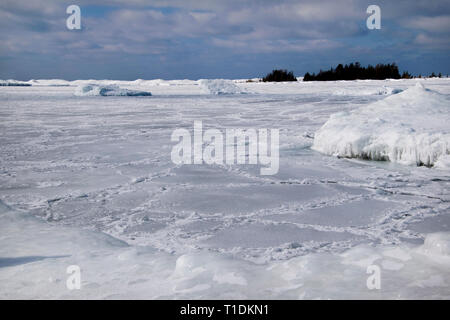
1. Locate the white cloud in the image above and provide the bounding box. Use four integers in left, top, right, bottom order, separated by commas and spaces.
414, 33, 450, 48
0, 0, 449, 78
404, 15, 450, 33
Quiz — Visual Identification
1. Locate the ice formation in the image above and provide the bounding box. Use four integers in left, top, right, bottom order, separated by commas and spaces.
198, 79, 246, 95
313, 83, 450, 168
0, 80, 31, 86
74, 84, 152, 96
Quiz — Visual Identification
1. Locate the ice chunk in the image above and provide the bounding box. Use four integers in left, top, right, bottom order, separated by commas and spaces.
0, 79, 31, 86
28, 79, 71, 86
74, 84, 152, 96
313, 83, 450, 168
198, 79, 246, 95
420, 232, 450, 257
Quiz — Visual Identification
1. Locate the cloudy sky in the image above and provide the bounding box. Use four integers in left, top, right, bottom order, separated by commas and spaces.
1, 0, 449, 80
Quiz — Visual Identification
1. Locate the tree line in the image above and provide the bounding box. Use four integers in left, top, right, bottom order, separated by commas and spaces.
303, 62, 404, 81
259, 64, 445, 82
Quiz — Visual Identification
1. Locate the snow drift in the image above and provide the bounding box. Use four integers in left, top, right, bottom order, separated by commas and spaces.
198, 79, 246, 95
313, 83, 450, 168
74, 84, 152, 97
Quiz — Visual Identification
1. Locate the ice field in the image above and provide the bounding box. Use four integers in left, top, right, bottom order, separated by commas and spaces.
0, 78, 449, 299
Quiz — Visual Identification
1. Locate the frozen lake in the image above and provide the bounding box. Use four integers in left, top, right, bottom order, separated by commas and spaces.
1, 78, 449, 299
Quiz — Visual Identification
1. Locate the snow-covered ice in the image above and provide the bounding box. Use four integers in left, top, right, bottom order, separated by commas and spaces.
0, 78, 449, 299
313, 83, 450, 168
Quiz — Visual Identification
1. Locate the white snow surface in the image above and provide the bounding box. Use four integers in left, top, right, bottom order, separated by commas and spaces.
333, 85, 403, 96
313, 83, 450, 168
1, 78, 450, 299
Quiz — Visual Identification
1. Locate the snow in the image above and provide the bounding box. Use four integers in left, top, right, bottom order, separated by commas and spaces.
434, 154, 450, 170
198, 79, 246, 95
28, 79, 72, 87
1, 78, 450, 299
1, 202, 449, 299
313, 83, 450, 168
420, 232, 450, 257
333, 85, 403, 96
74, 84, 152, 96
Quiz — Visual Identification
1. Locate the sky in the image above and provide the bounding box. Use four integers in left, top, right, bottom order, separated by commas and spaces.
0, 0, 449, 80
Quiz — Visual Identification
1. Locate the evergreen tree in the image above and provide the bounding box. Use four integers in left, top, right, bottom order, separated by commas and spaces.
302, 62, 403, 81
263, 69, 297, 82
402, 71, 412, 79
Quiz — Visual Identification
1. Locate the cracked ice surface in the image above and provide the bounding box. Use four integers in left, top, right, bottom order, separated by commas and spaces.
0, 78, 449, 299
